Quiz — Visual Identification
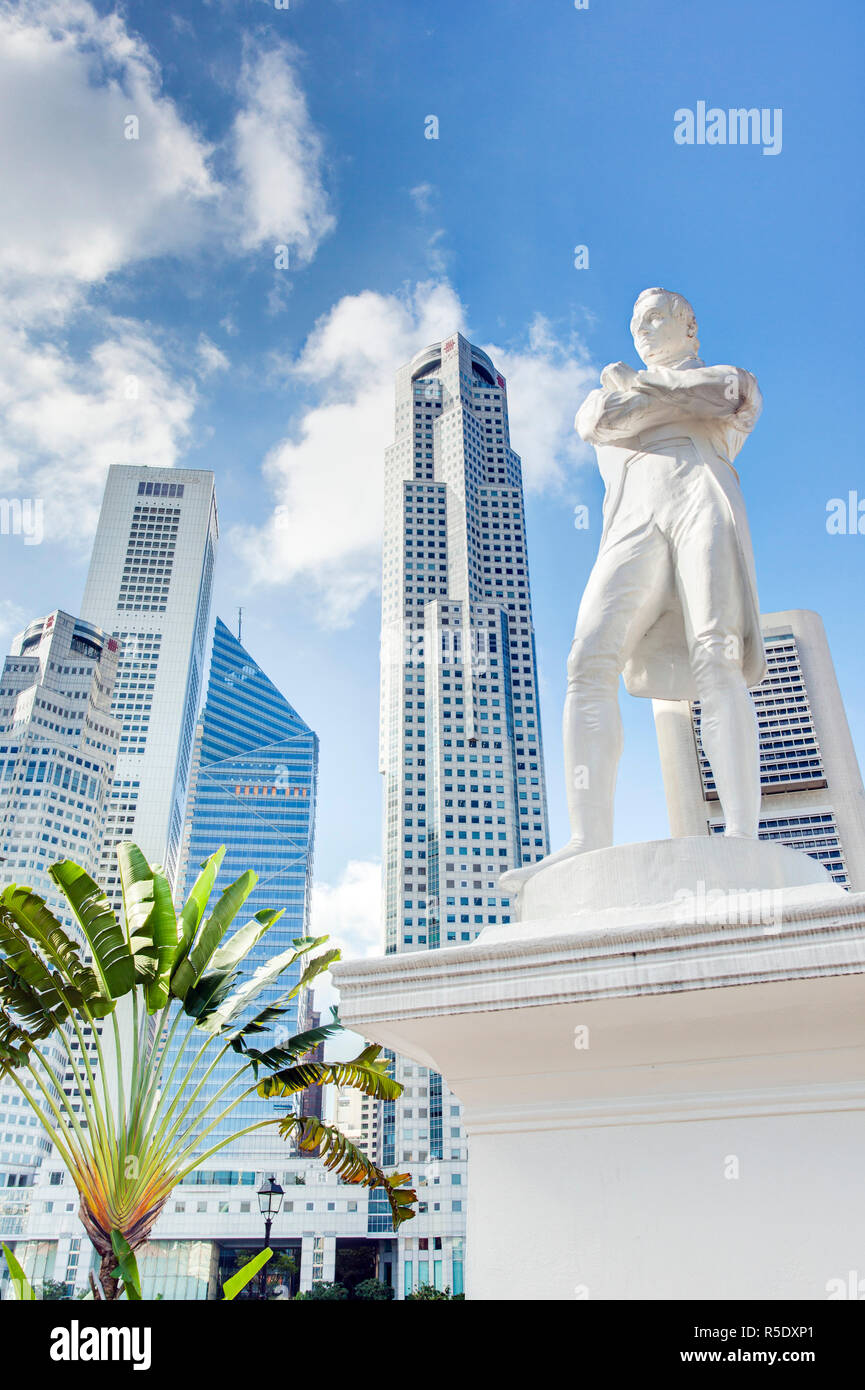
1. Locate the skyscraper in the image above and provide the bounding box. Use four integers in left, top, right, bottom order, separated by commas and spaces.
378, 333, 550, 1295
0, 609, 121, 1189
332, 1084, 380, 1161
654, 608, 865, 888
80, 466, 218, 898
174, 617, 319, 1157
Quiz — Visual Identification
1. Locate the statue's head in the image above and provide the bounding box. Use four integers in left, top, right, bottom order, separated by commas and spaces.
630, 288, 699, 367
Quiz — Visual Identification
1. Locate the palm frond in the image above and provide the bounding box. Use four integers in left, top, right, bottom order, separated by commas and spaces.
256, 1045, 403, 1101
116, 841, 161, 982
0, 961, 66, 1040
48, 862, 134, 999
143, 871, 179, 1013
170, 869, 258, 1001
194, 945, 338, 1038
0, 907, 82, 1011
181, 966, 239, 1021
209, 908, 283, 974
278, 1116, 417, 1229
229, 1016, 344, 1076
0, 887, 108, 1010
0, 1006, 36, 1066
174, 847, 226, 977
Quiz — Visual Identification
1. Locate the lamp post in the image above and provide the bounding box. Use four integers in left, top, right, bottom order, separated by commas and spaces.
256, 1175, 284, 1301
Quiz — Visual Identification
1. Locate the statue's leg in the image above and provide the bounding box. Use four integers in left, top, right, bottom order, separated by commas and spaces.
563, 532, 670, 849
675, 521, 760, 839
689, 639, 759, 837
501, 525, 670, 893
561, 616, 622, 853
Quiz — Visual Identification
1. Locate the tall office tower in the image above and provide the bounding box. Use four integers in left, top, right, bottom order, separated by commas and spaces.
378, 333, 550, 1295
0, 610, 121, 1190
654, 609, 865, 889
173, 617, 319, 1157
80, 466, 218, 899
299, 1008, 325, 1124
332, 1085, 380, 1161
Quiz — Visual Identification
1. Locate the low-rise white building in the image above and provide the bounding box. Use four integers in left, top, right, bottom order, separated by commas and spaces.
2, 1151, 405, 1298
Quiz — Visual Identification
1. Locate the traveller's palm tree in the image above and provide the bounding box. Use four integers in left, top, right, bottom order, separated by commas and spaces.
0, 844, 414, 1299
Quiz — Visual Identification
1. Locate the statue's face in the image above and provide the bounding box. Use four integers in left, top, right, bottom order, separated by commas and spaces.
630, 294, 692, 367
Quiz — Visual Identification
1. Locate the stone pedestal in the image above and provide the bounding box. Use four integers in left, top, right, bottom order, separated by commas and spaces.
332, 839, 865, 1301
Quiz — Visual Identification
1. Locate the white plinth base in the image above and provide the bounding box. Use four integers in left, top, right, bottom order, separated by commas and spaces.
496, 834, 844, 930
332, 846, 865, 1300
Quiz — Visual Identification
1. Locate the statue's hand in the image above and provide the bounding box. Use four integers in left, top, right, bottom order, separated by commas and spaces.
600, 361, 639, 392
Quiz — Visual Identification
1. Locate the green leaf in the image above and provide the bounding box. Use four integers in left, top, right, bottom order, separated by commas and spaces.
48, 861, 134, 1000
229, 1017, 344, 1074
144, 871, 179, 1014
116, 842, 160, 983
256, 1045, 402, 1101
2, 1242, 35, 1300
0, 887, 110, 1013
0, 905, 81, 1012
170, 869, 258, 1002
110, 1230, 142, 1301
0, 1008, 34, 1067
228, 996, 295, 1044
278, 1118, 417, 1230
196, 946, 339, 1038
205, 943, 338, 1040
0, 899, 99, 1039
181, 966, 239, 1021
0, 962, 64, 1041
209, 908, 283, 974
294, 946, 341, 995
222, 1247, 272, 1300
174, 847, 226, 977
182, 908, 284, 1024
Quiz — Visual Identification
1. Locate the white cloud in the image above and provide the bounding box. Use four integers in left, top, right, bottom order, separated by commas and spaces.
311, 859, 382, 962
236, 289, 596, 623
0, 0, 217, 294
0, 600, 30, 652
230, 45, 334, 264
0, 0, 211, 542
482, 316, 597, 493
425, 227, 450, 276
0, 3, 335, 545
308, 860, 382, 1036
196, 333, 230, 377
408, 183, 449, 272
0, 8, 332, 296
232, 280, 466, 626
410, 182, 434, 214
0, 316, 196, 541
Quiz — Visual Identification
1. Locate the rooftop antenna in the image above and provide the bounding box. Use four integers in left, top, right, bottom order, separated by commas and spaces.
237, 607, 243, 644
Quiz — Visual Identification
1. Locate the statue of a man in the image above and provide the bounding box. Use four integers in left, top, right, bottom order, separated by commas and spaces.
503, 288, 766, 890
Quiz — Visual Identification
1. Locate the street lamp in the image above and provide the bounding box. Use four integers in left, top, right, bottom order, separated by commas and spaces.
256, 1175, 284, 1300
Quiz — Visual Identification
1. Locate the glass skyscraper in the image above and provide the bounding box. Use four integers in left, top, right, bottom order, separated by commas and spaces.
173, 617, 319, 1157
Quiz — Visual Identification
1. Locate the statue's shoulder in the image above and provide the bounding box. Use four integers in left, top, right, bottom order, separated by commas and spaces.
704, 361, 759, 383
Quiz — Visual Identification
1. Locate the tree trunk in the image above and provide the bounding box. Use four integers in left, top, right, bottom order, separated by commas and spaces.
79, 1193, 166, 1299
98, 1251, 121, 1301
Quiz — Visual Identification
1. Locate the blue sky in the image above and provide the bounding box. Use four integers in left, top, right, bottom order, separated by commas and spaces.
0, 0, 863, 962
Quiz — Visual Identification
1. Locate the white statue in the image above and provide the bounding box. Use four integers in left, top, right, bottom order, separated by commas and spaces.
502, 288, 766, 893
